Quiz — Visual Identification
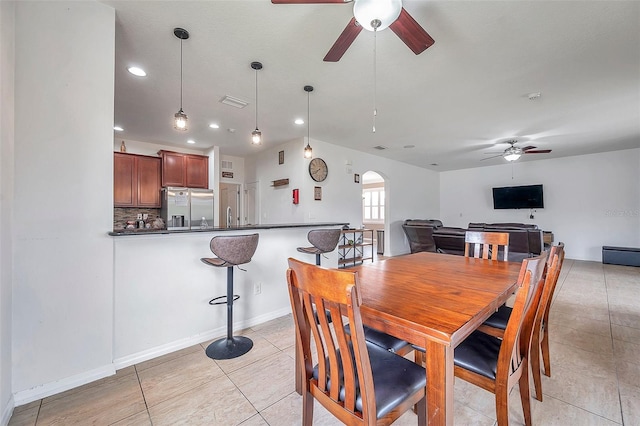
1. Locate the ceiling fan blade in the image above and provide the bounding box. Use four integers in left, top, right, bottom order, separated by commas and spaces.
323, 17, 362, 62
271, 0, 350, 4
521, 145, 537, 151
389, 8, 435, 55
524, 149, 552, 154
480, 154, 503, 161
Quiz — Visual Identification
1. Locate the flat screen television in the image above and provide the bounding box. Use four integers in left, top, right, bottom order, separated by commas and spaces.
492, 184, 544, 209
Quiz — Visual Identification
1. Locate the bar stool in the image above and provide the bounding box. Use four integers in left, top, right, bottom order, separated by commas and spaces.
297, 229, 341, 266
201, 233, 259, 360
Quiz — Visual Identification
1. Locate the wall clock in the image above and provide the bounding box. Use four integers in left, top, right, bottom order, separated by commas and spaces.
308, 158, 328, 182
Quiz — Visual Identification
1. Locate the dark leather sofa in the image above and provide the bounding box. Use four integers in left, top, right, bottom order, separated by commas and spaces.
402, 219, 544, 261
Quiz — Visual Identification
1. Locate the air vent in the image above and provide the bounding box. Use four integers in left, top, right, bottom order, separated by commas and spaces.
220, 95, 249, 109
221, 160, 233, 170
373, 145, 388, 150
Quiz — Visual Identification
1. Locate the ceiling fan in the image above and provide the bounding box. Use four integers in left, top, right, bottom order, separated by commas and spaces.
482, 140, 552, 162
271, 0, 435, 62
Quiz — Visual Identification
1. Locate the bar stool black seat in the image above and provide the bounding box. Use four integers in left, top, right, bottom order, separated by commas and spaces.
201, 233, 259, 360
297, 229, 341, 266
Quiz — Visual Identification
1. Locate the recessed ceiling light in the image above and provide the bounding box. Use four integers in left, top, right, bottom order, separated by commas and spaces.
294, 118, 304, 125
209, 123, 220, 129
430, 163, 439, 166
127, 66, 147, 77
228, 128, 236, 133
403, 144, 415, 149
187, 139, 195, 144
113, 126, 124, 132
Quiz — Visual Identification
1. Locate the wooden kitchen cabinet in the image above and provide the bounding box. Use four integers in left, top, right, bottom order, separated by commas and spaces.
114, 153, 161, 208
159, 150, 208, 188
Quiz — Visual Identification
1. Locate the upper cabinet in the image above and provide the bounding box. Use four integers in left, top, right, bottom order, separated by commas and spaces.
159, 150, 208, 189
114, 153, 161, 208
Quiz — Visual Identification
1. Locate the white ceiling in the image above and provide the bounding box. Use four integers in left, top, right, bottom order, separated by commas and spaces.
105, 0, 640, 171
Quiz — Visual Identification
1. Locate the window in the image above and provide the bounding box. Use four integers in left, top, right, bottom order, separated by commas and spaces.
363, 188, 385, 222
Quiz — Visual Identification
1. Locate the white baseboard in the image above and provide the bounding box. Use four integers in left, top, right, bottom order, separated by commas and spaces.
12, 308, 292, 409
1, 394, 14, 426
13, 364, 116, 407
114, 307, 292, 369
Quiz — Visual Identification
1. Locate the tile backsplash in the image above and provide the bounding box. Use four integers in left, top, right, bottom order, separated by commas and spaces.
113, 207, 162, 230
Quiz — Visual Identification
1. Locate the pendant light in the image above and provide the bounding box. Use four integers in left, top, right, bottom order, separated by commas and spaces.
173, 28, 189, 131
251, 61, 263, 145
304, 85, 314, 158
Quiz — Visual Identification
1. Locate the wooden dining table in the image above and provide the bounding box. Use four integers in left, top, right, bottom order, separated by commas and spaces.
350, 251, 522, 426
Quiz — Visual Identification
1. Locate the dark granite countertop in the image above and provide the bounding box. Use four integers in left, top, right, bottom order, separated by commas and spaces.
109, 222, 349, 236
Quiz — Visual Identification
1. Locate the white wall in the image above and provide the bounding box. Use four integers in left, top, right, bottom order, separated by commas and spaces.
245, 137, 440, 256
0, 1, 15, 423
440, 148, 640, 261
12, 1, 115, 403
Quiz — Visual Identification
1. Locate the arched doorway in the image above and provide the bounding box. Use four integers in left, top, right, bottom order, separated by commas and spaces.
362, 171, 386, 258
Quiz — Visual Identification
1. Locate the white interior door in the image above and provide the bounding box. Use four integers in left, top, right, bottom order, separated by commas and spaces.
244, 182, 259, 225
220, 183, 240, 227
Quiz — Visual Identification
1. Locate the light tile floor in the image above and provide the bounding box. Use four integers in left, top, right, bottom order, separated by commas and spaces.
8, 259, 640, 425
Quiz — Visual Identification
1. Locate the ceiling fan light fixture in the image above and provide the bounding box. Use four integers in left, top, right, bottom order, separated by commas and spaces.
353, 0, 402, 32
503, 146, 523, 162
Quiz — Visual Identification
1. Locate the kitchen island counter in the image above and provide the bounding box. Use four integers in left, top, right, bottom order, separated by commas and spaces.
112, 222, 348, 369
109, 222, 348, 236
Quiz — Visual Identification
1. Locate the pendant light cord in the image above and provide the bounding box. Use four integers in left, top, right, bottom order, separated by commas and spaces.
307, 90, 310, 142
180, 38, 183, 110
373, 27, 377, 133
255, 69, 259, 129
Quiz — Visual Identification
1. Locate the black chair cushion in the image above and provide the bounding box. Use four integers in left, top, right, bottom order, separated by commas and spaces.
453, 330, 502, 380
482, 305, 512, 330
343, 325, 411, 354
312, 342, 426, 419
362, 326, 411, 354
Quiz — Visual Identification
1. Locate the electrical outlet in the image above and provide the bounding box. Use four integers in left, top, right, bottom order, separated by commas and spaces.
253, 282, 262, 295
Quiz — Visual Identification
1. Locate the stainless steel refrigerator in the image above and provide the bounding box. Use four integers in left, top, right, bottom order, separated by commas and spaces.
161, 187, 214, 230
189, 188, 214, 230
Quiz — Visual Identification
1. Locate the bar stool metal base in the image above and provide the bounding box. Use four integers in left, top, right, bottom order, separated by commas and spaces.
206, 336, 254, 360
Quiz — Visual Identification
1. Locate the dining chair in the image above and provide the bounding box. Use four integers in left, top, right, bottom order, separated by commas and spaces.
453, 253, 547, 426
539, 243, 565, 378
286, 258, 427, 425
478, 243, 565, 401
465, 230, 510, 261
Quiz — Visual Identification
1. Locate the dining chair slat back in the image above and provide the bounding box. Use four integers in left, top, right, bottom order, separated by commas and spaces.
539, 242, 565, 378
465, 231, 510, 261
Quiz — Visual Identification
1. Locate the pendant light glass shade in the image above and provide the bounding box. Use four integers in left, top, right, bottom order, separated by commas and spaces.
251, 62, 263, 145
252, 129, 262, 145
353, 0, 402, 31
173, 28, 189, 131
174, 109, 188, 131
304, 85, 314, 158
304, 143, 313, 159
